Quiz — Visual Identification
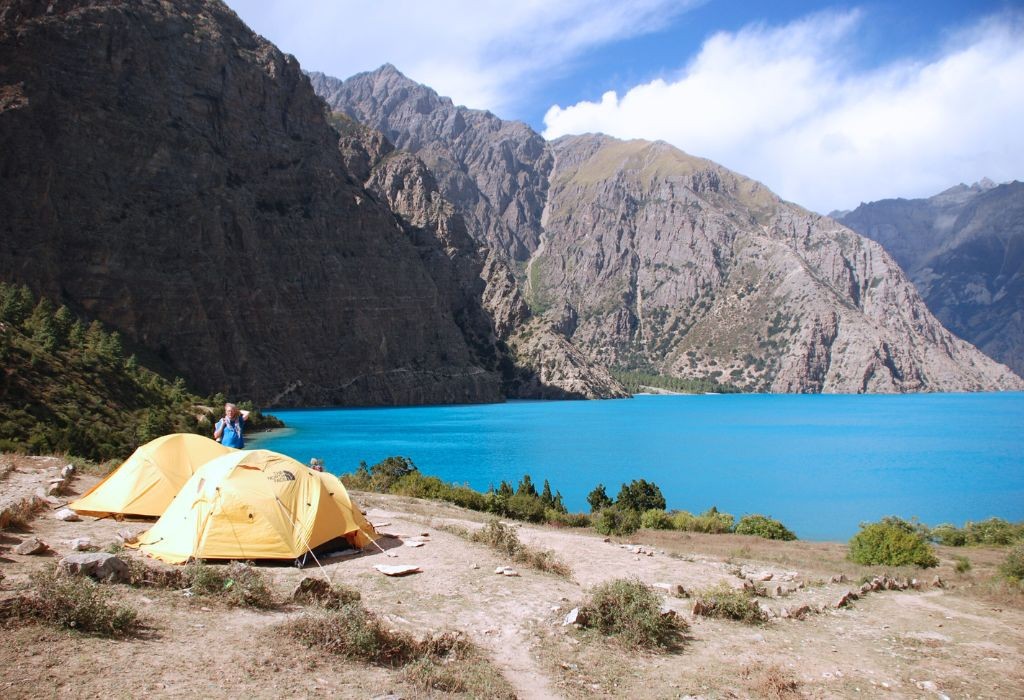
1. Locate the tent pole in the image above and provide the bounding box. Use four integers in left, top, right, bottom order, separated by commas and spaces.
273, 495, 332, 584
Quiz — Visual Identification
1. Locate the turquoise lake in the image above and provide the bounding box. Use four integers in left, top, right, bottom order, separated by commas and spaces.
253, 393, 1024, 541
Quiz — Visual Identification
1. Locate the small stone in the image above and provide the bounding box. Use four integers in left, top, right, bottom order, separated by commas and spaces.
291, 576, 333, 604
54, 508, 80, 522
14, 537, 48, 555
502, 568, 520, 577
68, 537, 92, 551
757, 572, 773, 581
116, 529, 138, 545
61, 463, 75, 478
403, 541, 424, 548
373, 564, 421, 576
494, 566, 507, 575
860, 583, 872, 594
46, 481, 64, 496
563, 607, 585, 626
470, 563, 479, 569
836, 591, 858, 608
59, 552, 130, 583
931, 576, 945, 589
787, 604, 811, 620
916, 680, 938, 692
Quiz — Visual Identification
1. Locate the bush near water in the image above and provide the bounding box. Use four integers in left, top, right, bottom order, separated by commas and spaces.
342, 457, 799, 540
344, 457, 1023, 548
0, 283, 282, 462
848, 517, 939, 568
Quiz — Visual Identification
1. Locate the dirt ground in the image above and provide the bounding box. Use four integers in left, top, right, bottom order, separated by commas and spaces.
2, 455, 1023, 699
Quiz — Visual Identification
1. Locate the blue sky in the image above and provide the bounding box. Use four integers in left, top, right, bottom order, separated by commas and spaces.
227, 1, 1024, 213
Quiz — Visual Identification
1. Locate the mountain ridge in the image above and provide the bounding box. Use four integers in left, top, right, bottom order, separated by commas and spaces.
313, 65, 1022, 393
836, 181, 1024, 376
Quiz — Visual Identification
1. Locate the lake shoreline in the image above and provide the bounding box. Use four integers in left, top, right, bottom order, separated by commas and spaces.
259, 393, 1024, 541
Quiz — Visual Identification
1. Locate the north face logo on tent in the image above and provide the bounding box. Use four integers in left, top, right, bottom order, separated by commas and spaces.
268, 470, 296, 482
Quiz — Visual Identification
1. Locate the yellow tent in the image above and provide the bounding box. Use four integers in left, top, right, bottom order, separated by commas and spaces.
70, 433, 234, 518
135, 449, 377, 564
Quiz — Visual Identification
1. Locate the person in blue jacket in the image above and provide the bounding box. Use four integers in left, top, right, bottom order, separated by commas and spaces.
213, 402, 250, 448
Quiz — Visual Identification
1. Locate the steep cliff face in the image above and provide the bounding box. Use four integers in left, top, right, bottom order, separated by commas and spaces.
315, 65, 1021, 393
0, 0, 500, 406
330, 114, 627, 399
310, 67, 551, 262
836, 181, 1024, 377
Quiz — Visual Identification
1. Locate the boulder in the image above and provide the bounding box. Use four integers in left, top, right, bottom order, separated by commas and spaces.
54, 508, 80, 522
14, 537, 48, 555
61, 463, 75, 479
59, 552, 130, 583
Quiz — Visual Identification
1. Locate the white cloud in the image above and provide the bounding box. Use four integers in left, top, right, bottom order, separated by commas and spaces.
227, 0, 698, 113
543, 11, 1024, 213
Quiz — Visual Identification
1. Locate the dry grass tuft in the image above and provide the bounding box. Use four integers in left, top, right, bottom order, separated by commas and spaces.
741, 662, 802, 699
2, 566, 140, 637
469, 519, 573, 579
578, 577, 688, 650
278, 604, 515, 696
692, 582, 767, 624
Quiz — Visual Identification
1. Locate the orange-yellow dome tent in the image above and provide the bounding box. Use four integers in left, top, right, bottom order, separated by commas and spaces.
70, 433, 234, 518
134, 449, 377, 564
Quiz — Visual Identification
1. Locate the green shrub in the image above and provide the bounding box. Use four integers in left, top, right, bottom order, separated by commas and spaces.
17, 567, 140, 637
586, 484, 613, 513
1000, 544, 1024, 583
673, 506, 735, 534
692, 583, 767, 624
953, 555, 972, 574
848, 517, 938, 568
504, 492, 548, 523
594, 506, 641, 537
964, 518, 1022, 546
183, 560, 276, 608
641, 508, 674, 530
734, 514, 797, 541
579, 578, 687, 649
930, 523, 968, 546
671, 510, 696, 531
545, 509, 591, 528
369, 456, 418, 492
616, 479, 666, 512
341, 461, 373, 490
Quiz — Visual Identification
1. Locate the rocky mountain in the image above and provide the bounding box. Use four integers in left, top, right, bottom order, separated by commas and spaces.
314, 66, 1022, 393
0, 0, 508, 407
330, 114, 626, 399
835, 181, 1024, 377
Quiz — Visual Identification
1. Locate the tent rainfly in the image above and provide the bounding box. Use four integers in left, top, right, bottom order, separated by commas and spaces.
70, 433, 234, 518
135, 449, 377, 564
